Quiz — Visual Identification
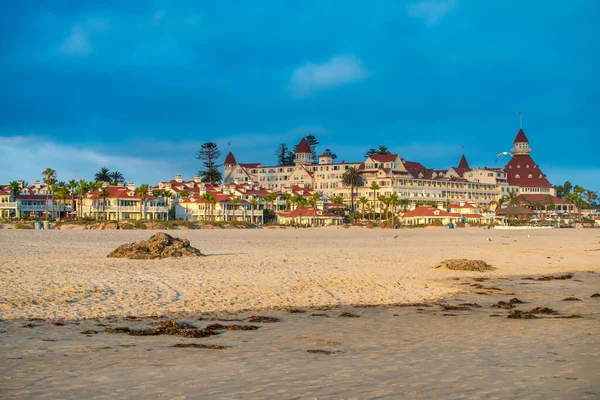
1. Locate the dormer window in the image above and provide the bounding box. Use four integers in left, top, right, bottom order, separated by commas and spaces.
515, 174, 520, 178
539, 174, 543, 178
517, 165, 521, 169
526, 165, 529, 168
528, 174, 532, 178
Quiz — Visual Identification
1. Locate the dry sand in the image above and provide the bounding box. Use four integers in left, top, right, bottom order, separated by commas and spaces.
1, 227, 599, 398
0, 227, 599, 320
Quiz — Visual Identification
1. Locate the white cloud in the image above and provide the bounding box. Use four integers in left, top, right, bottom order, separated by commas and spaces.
290, 54, 369, 98
0, 136, 170, 185
59, 25, 92, 56
406, 0, 457, 26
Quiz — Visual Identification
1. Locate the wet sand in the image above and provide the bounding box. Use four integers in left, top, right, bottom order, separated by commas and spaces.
1, 272, 599, 399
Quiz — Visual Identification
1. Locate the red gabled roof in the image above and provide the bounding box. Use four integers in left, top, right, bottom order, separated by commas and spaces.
0, 188, 9, 196
514, 128, 529, 143
296, 138, 312, 153
369, 154, 397, 163
504, 154, 552, 188
224, 152, 236, 165
457, 154, 470, 170
239, 163, 261, 169
518, 194, 568, 205
403, 161, 426, 178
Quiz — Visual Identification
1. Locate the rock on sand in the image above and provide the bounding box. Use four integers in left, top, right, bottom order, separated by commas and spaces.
107, 232, 204, 259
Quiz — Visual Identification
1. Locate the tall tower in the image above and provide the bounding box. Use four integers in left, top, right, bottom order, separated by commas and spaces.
223, 151, 237, 183
511, 129, 532, 155
294, 137, 313, 165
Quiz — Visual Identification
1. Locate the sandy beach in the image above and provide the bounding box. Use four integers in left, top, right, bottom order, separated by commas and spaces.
1, 227, 599, 320
1, 227, 599, 398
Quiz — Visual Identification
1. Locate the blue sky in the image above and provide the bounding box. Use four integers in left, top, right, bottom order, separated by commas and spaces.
1, 1, 598, 191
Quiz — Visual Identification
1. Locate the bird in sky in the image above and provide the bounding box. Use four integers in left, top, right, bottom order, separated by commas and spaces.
495, 151, 513, 162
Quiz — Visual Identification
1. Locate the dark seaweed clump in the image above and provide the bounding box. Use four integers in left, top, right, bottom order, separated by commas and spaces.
104, 320, 219, 338
205, 324, 259, 331
339, 312, 360, 318
247, 316, 281, 323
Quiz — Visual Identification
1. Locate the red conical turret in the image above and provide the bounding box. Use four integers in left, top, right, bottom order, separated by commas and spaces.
224, 151, 236, 165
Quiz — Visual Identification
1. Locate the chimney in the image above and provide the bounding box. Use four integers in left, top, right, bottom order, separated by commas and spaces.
459, 201, 465, 207
175, 174, 183, 183
127, 182, 135, 190
17, 180, 24, 188
35, 180, 41, 188
194, 175, 202, 183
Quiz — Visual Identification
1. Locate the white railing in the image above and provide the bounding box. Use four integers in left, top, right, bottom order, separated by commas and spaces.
88, 205, 168, 213
0, 202, 18, 208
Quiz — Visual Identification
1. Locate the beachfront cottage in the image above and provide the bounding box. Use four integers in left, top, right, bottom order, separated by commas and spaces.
82, 184, 168, 220
0, 187, 17, 218
400, 206, 461, 226
276, 206, 343, 226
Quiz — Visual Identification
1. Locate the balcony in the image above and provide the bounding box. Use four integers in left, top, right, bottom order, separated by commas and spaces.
0, 202, 18, 209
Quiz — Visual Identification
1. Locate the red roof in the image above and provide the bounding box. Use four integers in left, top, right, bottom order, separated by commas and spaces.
519, 194, 568, 205
239, 163, 261, 169
403, 206, 460, 218
403, 161, 426, 178
514, 129, 529, 143
504, 154, 552, 188
86, 186, 157, 200
0, 188, 9, 196
369, 154, 397, 163
296, 138, 312, 153
224, 152, 236, 165
457, 154, 470, 170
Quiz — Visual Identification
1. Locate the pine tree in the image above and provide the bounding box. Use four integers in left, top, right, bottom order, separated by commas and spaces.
305, 134, 319, 163
275, 144, 291, 166
195, 142, 222, 184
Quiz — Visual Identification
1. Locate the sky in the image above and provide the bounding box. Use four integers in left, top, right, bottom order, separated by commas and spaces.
1, 1, 599, 192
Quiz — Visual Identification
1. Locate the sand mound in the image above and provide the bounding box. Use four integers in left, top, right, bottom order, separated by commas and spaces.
436, 259, 492, 272
106, 232, 204, 259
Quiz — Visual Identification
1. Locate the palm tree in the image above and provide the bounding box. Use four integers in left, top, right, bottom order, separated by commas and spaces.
210, 197, 217, 221
135, 184, 150, 220
41, 168, 56, 220
179, 189, 190, 199
369, 182, 380, 220
585, 190, 597, 211
75, 180, 90, 220
400, 198, 410, 212
99, 188, 110, 220
249, 198, 258, 224
163, 191, 173, 220
230, 197, 240, 221
378, 195, 391, 220
342, 166, 363, 211
152, 189, 163, 220
66, 179, 77, 213
358, 196, 369, 221
389, 193, 399, 223
200, 193, 212, 221
283, 193, 293, 210
110, 171, 125, 184
54, 186, 68, 220
95, 167, 111, 183
8, 181, 21, 202
503, 191, 520, 207
309, 192, 321, 208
